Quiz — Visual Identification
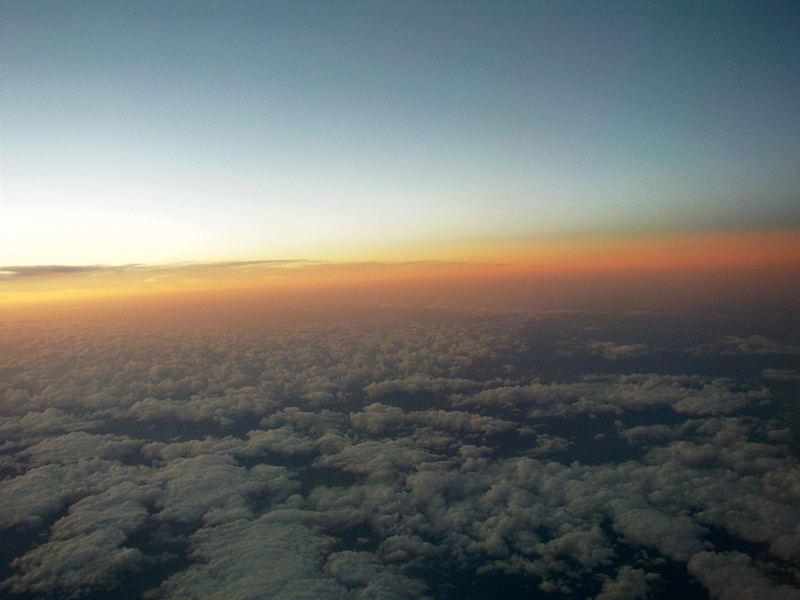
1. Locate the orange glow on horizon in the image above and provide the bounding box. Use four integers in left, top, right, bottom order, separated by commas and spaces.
2, 227, 799, 312
403, 227, 800, 269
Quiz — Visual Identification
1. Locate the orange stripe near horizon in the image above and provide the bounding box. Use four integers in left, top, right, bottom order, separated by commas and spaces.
2, 227, 799, 310
423, 227, 800, 269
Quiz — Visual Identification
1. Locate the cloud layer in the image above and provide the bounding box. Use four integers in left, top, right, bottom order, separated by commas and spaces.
1, 307, 798, 599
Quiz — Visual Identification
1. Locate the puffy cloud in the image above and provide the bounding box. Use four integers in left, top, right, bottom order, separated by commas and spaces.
20, 432, 143, 465
128, 389, 280, 427
672, 392, 752, 416
536, 527, 617, 569
453, 374, 766, 418
149, 519, 351, 600
378, 535, 438, 564
364, 374, 482, 399
687, 551, 800, 600
315, 440, 443, 478
2, 307, 799, 600
609, 506, 707, 561
2, 482, 154, 598
243, 427, 322, 456
141, 436, 251, 462
324, 550, 428, 599
528, 434, 572, 456
619, 424, 676, 446
350, 403, 517, 437
3, 528, 145, 598
0, 408, 100, 442
0, 460, 150, 529
325, 551, 385, 587
261, 407, 348, 435
0, 464, 90, 529
761, 368, 800, 381
151, 455, 298, 525
557, 339, 651, 359
688, 335, 800, 356
243, 426, 349, 458
353, 572, 429, 600
595, 566, 652, 600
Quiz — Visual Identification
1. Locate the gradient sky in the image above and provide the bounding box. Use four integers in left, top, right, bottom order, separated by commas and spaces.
2, 0, 800, 267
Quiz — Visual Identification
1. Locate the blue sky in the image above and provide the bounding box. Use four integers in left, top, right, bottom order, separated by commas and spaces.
2, 0, 799, 265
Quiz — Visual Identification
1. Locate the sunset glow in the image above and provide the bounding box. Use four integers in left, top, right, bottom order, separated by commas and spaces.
3, 227, 799, 313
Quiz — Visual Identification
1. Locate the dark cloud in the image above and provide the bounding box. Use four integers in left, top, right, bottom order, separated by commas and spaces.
0, 259, 317, 279
0, 264, 139, 278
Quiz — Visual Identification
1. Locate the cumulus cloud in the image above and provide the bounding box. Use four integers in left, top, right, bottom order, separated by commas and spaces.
151, 455, 298, 525
2, 482, 154, 597
453, 374, 766, 418
688, 335, 800, 356
3, 528, 145, 597
364, 374, 483, 399
556, 339, 651, 359
149, 519, 349, 600
0, 408, 100, 442
350, 403, 517, 437
609, 506, 707, 561
595, 566, 652, 600
0, 461, 150, 530
20, 432, 143, 465
315, 440, 443, 478
761, 368, 800, 381
2, 307, 799, 600
687, 551, 800, 600
527, 434, 572, 456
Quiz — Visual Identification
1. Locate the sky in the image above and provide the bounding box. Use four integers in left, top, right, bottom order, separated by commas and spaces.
1, 0, 800, 309
2, 5, 800, 598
